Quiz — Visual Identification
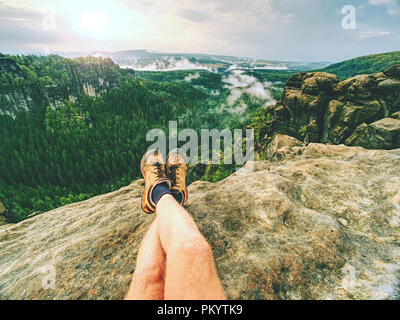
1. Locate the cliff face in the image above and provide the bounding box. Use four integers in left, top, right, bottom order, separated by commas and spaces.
0, 57, 134, 116
257, 65, 400, 150
0, 141, 399, 300
0, 58, 37, 116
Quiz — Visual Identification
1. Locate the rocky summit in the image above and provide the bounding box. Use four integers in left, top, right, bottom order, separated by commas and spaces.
0, 139, 399, 300
256, 65, 400, 150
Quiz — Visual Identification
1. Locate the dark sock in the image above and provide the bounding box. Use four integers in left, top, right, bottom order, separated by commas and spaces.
172, 191, 183, 204
151, 182, 173, 206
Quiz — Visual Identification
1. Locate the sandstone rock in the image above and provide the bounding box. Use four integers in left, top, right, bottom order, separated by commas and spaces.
335, 74, 377, 102
0, 143, 399, 300
266, 134, 305, 160
279, 72, 339, 143
323, 99, 384, 144
383, 65, 400, 79
345, 118, 400, 149
254, 65, 400, 150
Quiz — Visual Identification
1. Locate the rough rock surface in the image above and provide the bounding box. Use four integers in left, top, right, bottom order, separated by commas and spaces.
345, 118, 400, 149
257, 65, 400, 150
265, 133, 305, 160
0, 143, 400, 300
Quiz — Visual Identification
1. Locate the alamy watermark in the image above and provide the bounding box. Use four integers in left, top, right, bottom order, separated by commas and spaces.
146, 121, 254, 166
341, 5, 356, 30
41, 6, 56, 31
39, 264, 57, 290
341, 264, 356, 291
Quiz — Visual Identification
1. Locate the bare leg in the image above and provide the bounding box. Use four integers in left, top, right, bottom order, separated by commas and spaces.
156, 194, 226, 300
125, 219, 166, 300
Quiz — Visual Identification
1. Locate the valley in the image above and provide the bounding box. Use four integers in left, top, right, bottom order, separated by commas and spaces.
1, 50, 400, 223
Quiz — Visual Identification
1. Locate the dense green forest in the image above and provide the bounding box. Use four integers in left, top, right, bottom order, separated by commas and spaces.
0, 78, 212, 222
135, 69, 291, 100
322, 51, 400, 80
2, 51, 399, 222
0, 54, 127, 89
135, 70, 223, 91
0, 55, 269, 222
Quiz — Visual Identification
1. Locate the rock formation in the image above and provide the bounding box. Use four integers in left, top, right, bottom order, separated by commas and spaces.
345, 118, 400, 149
1, 140, 399, 300
256, 65, 400, 150
0, 57, 134, 116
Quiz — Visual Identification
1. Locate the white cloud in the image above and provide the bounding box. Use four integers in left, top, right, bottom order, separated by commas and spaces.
369, 0, 400, 14
184, 72, 201, 82
121, 57, 215, 72
222, 70, 276, 113
360, 31, 391, 39
0, 0, 398, 61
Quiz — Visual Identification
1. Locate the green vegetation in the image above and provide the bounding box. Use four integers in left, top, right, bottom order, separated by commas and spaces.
0, 55, 270, 222
3, 50, 397, 222
0, 78, 211, 222
322, 51, 400, 80
0, 54, 126, 90
135, 69, 291, 101
135, 70, 222, 91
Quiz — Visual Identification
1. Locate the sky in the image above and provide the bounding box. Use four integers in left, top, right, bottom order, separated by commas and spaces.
0, 0, 399, 62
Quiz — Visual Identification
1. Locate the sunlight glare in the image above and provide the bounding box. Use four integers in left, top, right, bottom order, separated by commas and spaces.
76, 10, 111, 39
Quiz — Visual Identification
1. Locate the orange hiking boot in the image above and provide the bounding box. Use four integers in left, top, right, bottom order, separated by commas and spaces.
166, 149, 189, 206
140, 149, 171, 214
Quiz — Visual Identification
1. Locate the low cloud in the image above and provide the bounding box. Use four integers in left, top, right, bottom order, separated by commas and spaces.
121, 57, 215, 72
184, 72, 201, 82
221, 70, 276, 114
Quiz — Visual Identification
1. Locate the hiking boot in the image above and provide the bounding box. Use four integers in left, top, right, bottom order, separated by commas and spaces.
140, 149, 171, 214
166, 149, 188, 206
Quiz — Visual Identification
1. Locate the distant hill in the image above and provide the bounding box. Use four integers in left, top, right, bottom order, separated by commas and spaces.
59, 49, 330, 73
322, 51, 400, 80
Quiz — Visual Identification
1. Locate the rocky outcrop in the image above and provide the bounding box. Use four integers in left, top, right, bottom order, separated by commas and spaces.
0, 57, 134, 116
1, 142, 399, 300
345, 118, 400, 149
265, 133, 305, 160
0, 57, 38, 116
257, 65, 400, 150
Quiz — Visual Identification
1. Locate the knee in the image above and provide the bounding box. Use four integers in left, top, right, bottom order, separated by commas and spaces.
173, 234, 213, 263
134, 263, 164, 285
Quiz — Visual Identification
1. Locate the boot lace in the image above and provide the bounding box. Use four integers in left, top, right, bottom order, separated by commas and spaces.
168, 165, 178, 184
153, 162, 164, 178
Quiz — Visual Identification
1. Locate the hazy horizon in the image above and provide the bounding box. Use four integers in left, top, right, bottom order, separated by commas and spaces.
1, 0, 399, 62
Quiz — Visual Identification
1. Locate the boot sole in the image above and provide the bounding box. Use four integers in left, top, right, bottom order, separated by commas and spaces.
140, 152, 156, 214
